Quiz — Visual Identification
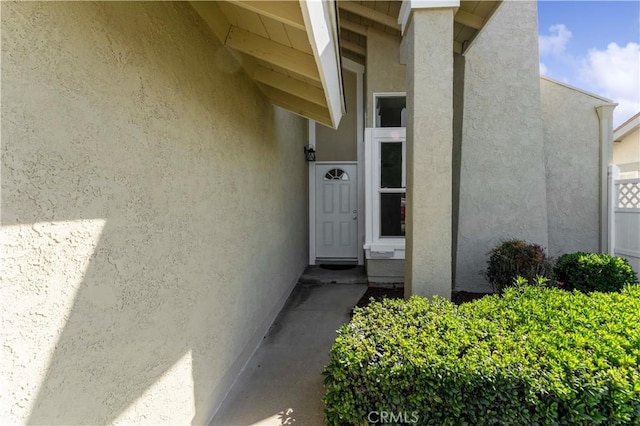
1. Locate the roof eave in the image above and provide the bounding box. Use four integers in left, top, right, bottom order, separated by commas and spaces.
300, 0, 345, 129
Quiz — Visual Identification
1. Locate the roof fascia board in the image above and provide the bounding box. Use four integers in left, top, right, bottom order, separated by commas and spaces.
300, 0, 345, 129
613, 114, 640, 141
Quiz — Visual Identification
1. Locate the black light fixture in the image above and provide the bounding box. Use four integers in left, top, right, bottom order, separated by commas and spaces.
304, 145, 316, 161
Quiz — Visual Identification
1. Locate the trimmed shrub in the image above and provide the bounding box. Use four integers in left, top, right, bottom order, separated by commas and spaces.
485, 239, 553, 293
323, 286, 640, 425
555, 252, 638, 293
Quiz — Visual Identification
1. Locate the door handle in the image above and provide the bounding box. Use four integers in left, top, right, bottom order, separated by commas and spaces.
352, 214, 357, 220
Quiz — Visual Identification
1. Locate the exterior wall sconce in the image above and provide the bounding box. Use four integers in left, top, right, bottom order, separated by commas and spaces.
304, 145, 316, 161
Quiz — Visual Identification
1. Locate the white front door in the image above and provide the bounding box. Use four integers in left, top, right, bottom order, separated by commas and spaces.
315, 164, 358, 260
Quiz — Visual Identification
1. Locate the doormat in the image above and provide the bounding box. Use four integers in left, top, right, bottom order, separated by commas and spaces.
319, 264, 356, 270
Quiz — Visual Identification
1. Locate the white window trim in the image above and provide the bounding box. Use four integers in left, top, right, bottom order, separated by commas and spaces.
373, 92, 407, 128
364, 127, 407, 259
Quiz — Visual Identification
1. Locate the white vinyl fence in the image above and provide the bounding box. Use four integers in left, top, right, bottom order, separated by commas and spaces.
609, 166, 640, 276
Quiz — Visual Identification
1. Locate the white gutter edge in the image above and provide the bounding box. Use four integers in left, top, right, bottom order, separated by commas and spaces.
613, 114, 640, 141
300, 0, 345, 129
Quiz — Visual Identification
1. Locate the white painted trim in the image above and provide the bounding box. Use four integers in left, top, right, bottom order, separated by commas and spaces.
614, 248, 640, 257
308, 120, 316, 265
607, 165, 620, 256
342, 56, 365, 75
399, 0, 460, 34
364, 128, 374, 257
364, 127, 407, 260
365, 247, 406, 260
308, 163, 316, 265
343, 57, 365, 265
613, 113, 640, 141
615, 177, 640, 185
372, 92, 407, 128
299, 0, 345, 129
315, 161, 358, 164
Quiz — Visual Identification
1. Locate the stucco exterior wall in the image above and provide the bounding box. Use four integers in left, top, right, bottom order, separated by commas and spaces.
404, 9, 455, 299
540, 78, 606, 256
316, 69, 357, 161
614, 127, 640, 178
455, 0, 549, 292
366, 259, 404, 283
365, 29, 406, 127
1, 2, 308, 425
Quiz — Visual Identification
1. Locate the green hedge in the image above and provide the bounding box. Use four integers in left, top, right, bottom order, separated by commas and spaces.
323, 286, 640, 425
555, 252, 638, 293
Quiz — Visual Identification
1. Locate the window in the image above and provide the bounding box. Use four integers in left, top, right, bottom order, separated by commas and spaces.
379, 142, 405, 237
374, 93, 406, 128
364, 126, 407, 258
324, 168, 349, 181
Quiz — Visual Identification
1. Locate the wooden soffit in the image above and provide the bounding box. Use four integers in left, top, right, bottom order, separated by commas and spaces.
190, 1, 345, 129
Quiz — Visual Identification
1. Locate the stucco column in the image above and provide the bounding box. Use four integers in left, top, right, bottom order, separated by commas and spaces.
596, 104, 617, 253
403, 6, 456, 299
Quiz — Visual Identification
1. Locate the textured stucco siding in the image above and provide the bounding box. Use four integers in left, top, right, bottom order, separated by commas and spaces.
365, 29, 406, 128
316, 70, 357, 161
366, 259, 404, 283
455, 0, 549, 292
404, 9, 454, 299
1, 2, 308, 425
541, 78, 605, 256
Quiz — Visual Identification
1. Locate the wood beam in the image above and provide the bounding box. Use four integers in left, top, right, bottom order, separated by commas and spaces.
338, 1, 400, 31
229, 1, 306, 31
253, 67, 327, 106
339, 19, 368, 37
190, 1, 231, 45
225, 26, 320, 81
189, 1, 257, 75
260, 84, 332, 126
341, 40, 366, 57
454, 9, 484, 30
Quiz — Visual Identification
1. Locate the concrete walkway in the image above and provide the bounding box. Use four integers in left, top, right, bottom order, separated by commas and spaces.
211, 267, 367, 426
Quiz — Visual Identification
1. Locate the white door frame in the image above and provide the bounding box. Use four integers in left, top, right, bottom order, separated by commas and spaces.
309, 57, 365, 265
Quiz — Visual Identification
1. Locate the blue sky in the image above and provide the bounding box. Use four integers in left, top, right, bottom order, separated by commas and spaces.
537, 0, 640, 127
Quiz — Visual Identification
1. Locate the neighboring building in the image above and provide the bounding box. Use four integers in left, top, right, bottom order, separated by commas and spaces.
1, 1, 617, 424
613, 112, 640, 179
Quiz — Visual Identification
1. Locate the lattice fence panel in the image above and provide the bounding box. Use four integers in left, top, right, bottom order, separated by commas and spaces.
617, 181, 640, 209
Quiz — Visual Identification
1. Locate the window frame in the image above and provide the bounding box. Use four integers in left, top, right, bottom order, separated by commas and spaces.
364, 126, 407, 259
373, 92, 407, 128
376, 140, 406, 239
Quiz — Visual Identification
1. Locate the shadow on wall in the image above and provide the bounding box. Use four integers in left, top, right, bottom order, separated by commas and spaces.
2, 2, 305, 424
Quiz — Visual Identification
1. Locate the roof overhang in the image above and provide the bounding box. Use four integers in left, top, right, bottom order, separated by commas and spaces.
190, 1, 345, 129
399, 0, 502, 54
613, 112, 640, 142
336, 1, 502, 65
